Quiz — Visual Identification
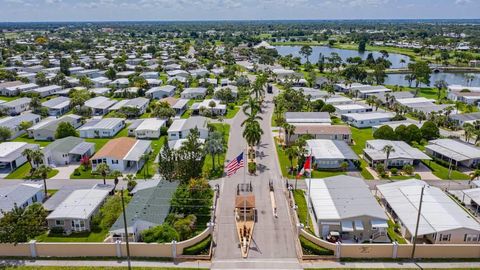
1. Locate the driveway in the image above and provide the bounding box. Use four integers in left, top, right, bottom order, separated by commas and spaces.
51, 164, 79, 180
415, 162, 440, 180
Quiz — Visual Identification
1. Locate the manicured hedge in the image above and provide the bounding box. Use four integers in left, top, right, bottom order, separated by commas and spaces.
182, 236, 212, 255
299, 236, 334, 256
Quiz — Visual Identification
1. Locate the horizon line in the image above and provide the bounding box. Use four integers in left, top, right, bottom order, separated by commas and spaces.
1, 18, 480, 24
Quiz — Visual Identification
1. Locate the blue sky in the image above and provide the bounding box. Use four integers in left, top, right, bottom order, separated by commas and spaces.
0, 0, 478, 22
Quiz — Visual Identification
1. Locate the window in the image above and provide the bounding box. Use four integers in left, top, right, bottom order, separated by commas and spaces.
464, 234, 479, 242
55, 220, 64, 226
32, 194, 38, 203
71, 220, 86, 232
112, 160, 119, 164
439, 234, 451, 242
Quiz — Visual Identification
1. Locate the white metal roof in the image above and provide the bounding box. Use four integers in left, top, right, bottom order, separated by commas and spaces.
307, 139, 358, 160
135, 118, 166, 131
343, 112, 394, 121
365, 140, 431, 161
47, 189, 110, 220
426, 139, 480, 162
378, 180, 480, 236
306, 175, 388, 221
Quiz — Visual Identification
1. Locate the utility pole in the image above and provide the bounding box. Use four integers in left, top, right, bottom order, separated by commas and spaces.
411, 185, 425, 260
121, 189, 132, 270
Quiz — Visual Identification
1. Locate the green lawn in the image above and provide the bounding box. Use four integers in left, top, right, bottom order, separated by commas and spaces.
203, 123, 230, 179
5, 163, 59, 179
85, 125, 129, 151
36, 229, 108, 243
181, 109, 192, 119
387, 220, 407, 244
136, 136, 167, 179
293, 190, 315, 234
333, 43, 418, 60
350, 127, 375, 180
275, 138, 346, 179
422, 160, 470, 180
225, 106, 240, 119
12, 134, 52, 147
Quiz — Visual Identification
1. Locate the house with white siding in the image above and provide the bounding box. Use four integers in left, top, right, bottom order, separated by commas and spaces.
79, 118, 125, 138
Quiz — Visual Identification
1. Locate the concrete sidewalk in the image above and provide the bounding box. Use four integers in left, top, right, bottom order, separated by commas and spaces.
302, 260, 480, 269
0, 259, 211, 269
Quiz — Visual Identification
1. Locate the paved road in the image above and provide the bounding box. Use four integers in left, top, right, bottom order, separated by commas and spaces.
212, 86, 300, 269
0, 178, 129, 189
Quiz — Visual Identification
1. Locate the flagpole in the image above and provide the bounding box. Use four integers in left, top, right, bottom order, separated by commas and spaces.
244, 145, 247, 224
306, 149, 312, 229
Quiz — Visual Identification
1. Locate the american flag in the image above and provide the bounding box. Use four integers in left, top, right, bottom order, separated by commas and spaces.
225, 152, 244, 177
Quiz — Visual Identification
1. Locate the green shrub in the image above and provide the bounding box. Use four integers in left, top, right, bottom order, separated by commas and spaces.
299, 236, 334, 256
248, 162, 256, 173
73, 168, 81, 176
183, 235, 211, 255
390, 167, 398, 175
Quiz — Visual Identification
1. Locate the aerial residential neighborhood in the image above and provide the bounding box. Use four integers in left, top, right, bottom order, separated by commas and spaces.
1, 2, 480, 270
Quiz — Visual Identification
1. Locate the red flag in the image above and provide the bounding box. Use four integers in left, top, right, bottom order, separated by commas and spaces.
297, 155, 311, 177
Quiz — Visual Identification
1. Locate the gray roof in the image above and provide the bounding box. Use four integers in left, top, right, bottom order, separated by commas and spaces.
168, 116, 208, 132
0, 113, 40, 129
43, 136, 85, 154
110, 181, 178, 234
0, 97, 31, 108
69, 142, 95, 155
307, 175, 388, 221
0, 184, 43, 218
364, 140, 431, 161
47, 189, 110, 220
79, 118, 124, 131
182, 87, 207, 95
41, 96, 70, 109
285, 112, 331, 124
378, 180, 480, 236
426, 139, 480, 162
146, 85, 176, 95
450, 112, 480, 122
374, 91, 414, 103
34, 115, 80, 132
84, 96, 117, 110
124, 140, 151, 161
307, 139, 359, 160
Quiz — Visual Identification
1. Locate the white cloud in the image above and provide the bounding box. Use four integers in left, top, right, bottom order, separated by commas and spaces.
455, 0, 471, 4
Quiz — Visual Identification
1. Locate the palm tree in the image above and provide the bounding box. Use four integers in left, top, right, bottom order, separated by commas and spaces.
285, 146, 298, 176
469, 169, 480, 184
110, 170, 122, 190
36, 165, 52, 198
205, 131, 224, 171
96, 163, 110, 185
382, 145, 395, 169
434, 80, 448, 100
243, 120, 264, 150
22, 148, 34, 169
464, 123, 475, 142
243, 96, 260, 117
283, 123, 296, 146
31, 150, 44, 169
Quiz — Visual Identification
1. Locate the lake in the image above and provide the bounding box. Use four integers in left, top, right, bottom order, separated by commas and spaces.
385, 72, 480, 87
275, 45, 411, 69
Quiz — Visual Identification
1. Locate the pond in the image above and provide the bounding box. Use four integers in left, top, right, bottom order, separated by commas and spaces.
384, 72, 480, 87
275, 45, 411, 69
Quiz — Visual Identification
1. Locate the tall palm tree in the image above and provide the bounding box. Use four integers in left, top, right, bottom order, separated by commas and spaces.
36, 165, 52, 198
283, 123, 296, 146
22, 148, 34, 168
285, 146, 298, 176
31, 150, 44, 169
243, 96, 260, 116
110, 170, 122, 190
382, 145, 395, 169
205, 131, 224, 171
96, 163, 110, 185
243, 120, 264, 150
